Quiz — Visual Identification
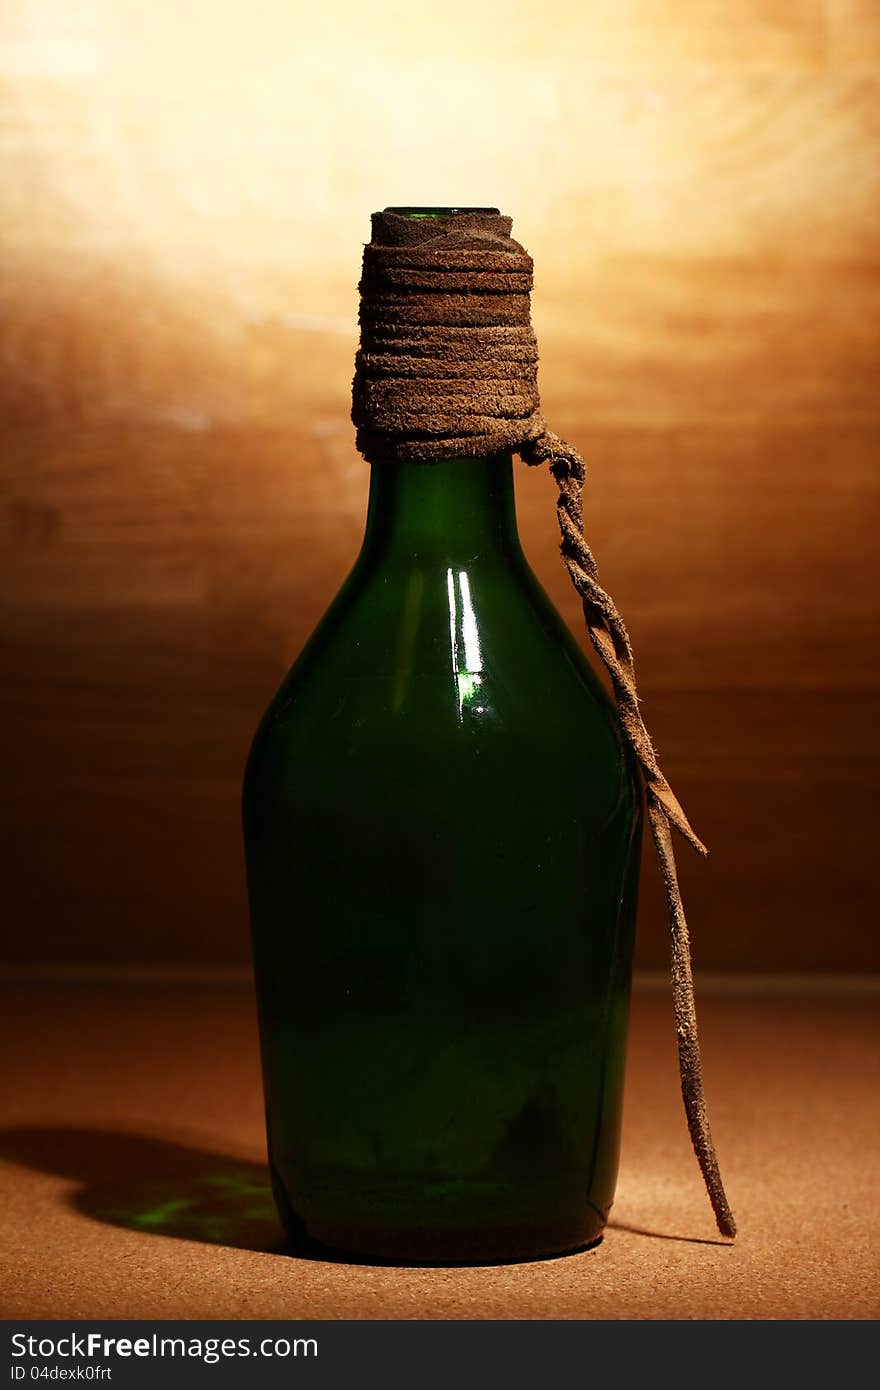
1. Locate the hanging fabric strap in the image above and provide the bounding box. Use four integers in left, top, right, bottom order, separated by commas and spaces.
352, 209, 736, 1238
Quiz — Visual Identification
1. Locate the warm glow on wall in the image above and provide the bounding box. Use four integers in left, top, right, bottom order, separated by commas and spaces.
4, 1, 877, 414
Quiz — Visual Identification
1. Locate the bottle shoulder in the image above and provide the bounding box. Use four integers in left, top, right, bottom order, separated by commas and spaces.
245, 550, 641, 821
274, 550, 610, 709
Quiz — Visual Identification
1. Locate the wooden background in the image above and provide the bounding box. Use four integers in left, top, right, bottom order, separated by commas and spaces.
1, 1, 877, 970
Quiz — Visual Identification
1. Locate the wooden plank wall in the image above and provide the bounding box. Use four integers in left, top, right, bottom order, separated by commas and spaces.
1, 2, 877, 968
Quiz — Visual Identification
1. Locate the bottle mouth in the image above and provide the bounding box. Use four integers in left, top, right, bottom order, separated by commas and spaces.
385, 206, 500, 219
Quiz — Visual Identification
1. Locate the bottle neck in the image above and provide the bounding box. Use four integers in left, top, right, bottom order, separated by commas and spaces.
359, 453, 523, 568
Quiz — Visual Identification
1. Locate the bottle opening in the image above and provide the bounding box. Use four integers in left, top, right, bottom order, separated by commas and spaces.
385, 206, 500, 219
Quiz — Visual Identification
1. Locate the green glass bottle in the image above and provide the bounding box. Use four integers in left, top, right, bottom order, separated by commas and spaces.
243, 439, 643, 1262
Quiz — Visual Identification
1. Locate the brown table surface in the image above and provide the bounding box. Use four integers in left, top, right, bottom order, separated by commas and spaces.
1, 980, 877, 1320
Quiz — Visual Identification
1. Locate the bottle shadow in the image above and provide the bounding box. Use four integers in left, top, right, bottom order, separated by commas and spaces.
0, 1124, 726, 1263
0, 1124, 323, 1261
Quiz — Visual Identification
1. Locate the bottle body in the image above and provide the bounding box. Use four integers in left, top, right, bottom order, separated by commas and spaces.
243, 454, 642, 1262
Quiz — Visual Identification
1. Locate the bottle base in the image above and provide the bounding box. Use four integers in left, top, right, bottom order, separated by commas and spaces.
272, 1170, 607, 1266
286, 1219, 605, 1267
